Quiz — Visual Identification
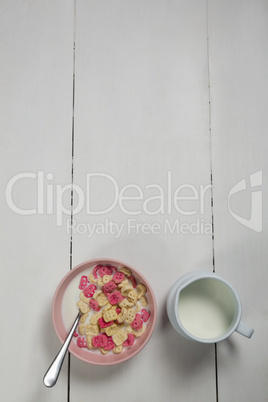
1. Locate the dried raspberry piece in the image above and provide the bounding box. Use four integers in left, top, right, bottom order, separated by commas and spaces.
83, 284, 97, 298
123, 333, 135, 347
92, 333, 108, 348
104, 337, 115, 350
108, 290, 124, 305
73, 331, 78, 338
98, 317, 114, 328
131, 314, 143, 330
89, 299, 100, 311
79, 276, 88, 290
103, 280, 117, 294
77, 337, 87, 348
115, 308, 121, 314
129, 274, 137, 288
141, 309, 151, 322
112, 271, 125, 284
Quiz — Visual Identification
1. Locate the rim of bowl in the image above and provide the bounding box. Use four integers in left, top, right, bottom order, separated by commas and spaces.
52, 258, 157, 365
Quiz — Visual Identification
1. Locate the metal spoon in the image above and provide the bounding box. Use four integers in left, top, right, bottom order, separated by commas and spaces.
43, 310, 82, 387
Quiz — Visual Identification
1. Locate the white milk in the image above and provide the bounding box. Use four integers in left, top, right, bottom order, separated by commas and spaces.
62, 272, 86, 330
177, 279, 236, 340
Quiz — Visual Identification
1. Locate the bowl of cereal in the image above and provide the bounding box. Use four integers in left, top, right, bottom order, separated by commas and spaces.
52, 258, 157, 365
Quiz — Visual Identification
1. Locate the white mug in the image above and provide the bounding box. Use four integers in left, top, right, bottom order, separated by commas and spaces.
166, 271, 254, 343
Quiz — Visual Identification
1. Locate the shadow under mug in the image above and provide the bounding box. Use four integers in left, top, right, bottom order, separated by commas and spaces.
166, 271, 254, 343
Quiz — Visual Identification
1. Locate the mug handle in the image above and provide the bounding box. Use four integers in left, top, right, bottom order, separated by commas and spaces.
235, 321, 254, 338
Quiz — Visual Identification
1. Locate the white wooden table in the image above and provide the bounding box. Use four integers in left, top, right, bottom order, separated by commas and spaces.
1, 1, 267, 401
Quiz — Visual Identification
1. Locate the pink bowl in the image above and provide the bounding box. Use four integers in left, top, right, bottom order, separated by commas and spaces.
52, 258, 157, 365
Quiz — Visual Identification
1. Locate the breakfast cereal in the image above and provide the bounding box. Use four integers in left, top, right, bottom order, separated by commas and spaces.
77, 300, 90, 314
113, 345, 123, 354
105, 323, 119, 337
123, 333, 135, 347
139, 296, 148, 307
71, 263, 151, 356
86, 336, 93, 349
80, 313, 89, 323
78, 324, 85, 335
85, 324, 99, 337
113, 330, 128, 346
90, 312, 102, 325
141, 309, 150, 322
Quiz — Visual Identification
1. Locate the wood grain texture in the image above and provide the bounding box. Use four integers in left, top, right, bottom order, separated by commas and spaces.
208, 0, 268, 401
1, 0, 266, 401
70, 1, 215, 401
0, 1, 74, 401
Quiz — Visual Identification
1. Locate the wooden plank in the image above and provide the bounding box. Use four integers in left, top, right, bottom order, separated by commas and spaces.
71, 1, 216, 401
0, 1, 73, 400
208, 0, 268, 400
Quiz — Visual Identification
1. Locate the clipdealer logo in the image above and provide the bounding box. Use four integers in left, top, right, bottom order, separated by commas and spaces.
5, 171, 213, 236
228, 170, 262, 232
5, 170, 263, 235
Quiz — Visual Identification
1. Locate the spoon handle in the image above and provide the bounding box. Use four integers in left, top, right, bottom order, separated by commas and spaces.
43, 311, 82, 388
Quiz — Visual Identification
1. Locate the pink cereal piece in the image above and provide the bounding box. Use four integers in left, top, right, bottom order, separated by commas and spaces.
102, 288, 110, 297
93, 264, 103, 279
141, 309, 151, 322
123, 333, 135, 347
79, 275, 88, 290
129, 274, 137, 288
131, 313, 143, 330
98, 266, 113, 277
108, 290, 124, 305
77, 336, 87, 348
89, 299, 100, 311
73, 331, 78, 338
98, 317, 114, 328
83, 284, 97, 298
103, 280, 117, 294
107, 264, 117, 273
112, 271, 125, 284
92, 333, 108, 348
104, 337, 115, 350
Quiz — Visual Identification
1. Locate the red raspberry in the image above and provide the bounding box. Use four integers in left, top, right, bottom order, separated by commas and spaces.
108, 291, 124, 305
131, 314, 143, 330
141, 309, 151, 322
112, 271, 125, 284
79, 276, 88, 290
123, 333, 135, 347
103, 280, 117, 294
89, 299, 100, 311
92, 334, 108, 348
77, 337, 87, 348
73, 331, 78, 338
